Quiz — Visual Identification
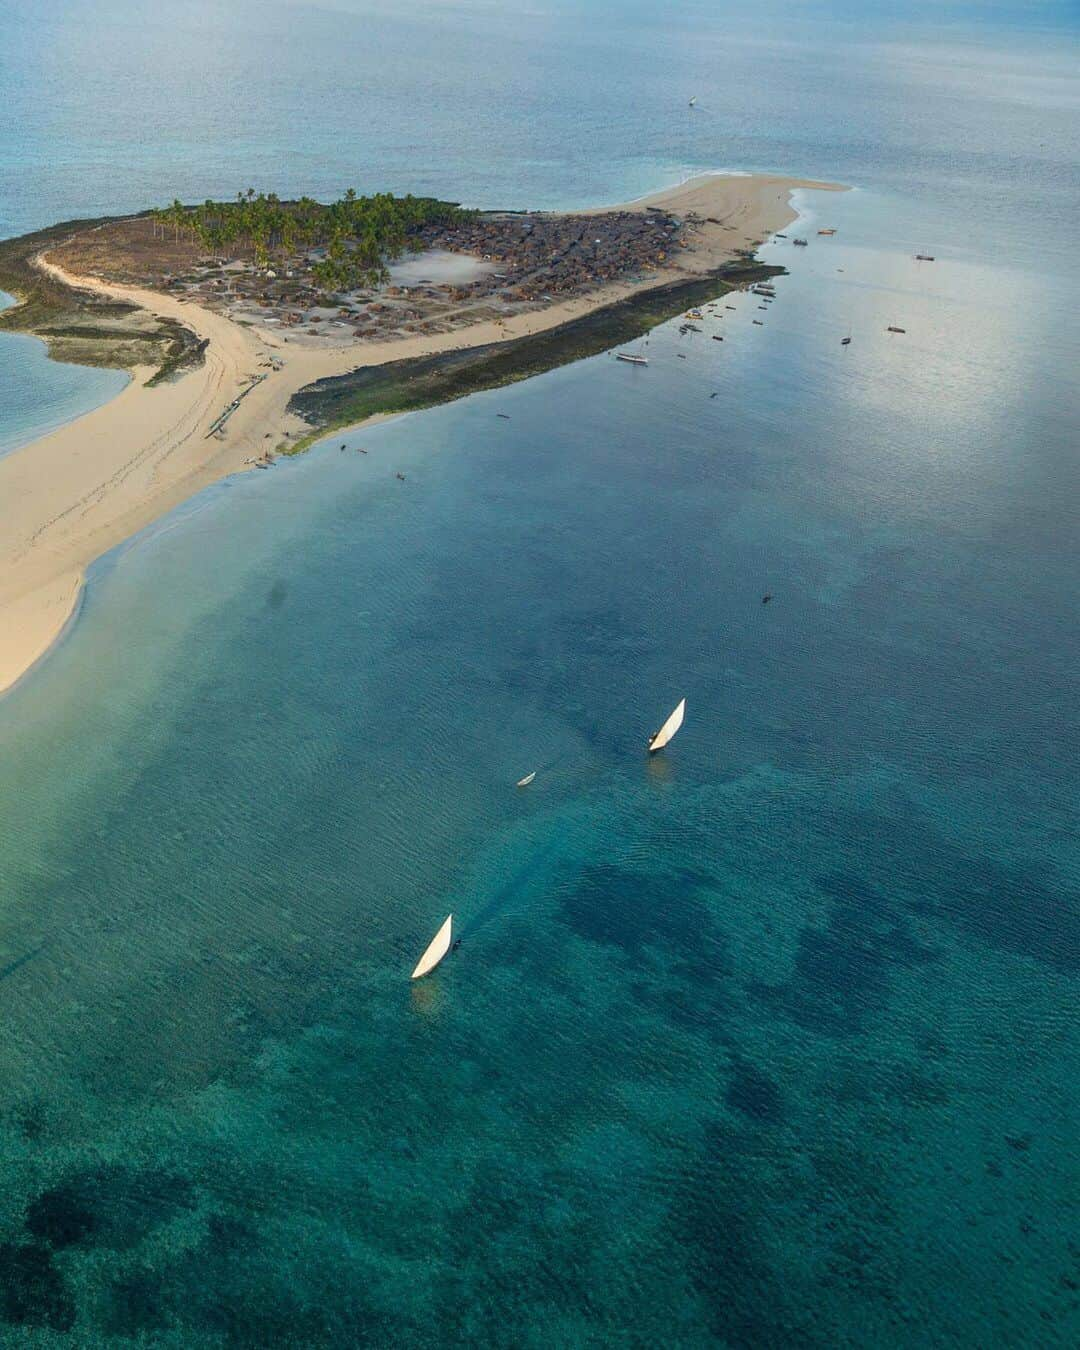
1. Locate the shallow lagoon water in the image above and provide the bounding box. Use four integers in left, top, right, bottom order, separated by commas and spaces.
2, 188, 1077, 1344
0, 2, 1078, 1344
0, 293, 129, 459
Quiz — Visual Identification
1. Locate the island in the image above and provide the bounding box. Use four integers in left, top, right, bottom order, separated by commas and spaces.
0, 174, 844, 694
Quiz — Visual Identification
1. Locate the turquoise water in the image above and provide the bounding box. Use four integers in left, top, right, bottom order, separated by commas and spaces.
1, 2, 1078, 1344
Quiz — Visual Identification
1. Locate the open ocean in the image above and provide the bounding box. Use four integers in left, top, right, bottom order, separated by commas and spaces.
1, 1, 1078, 1344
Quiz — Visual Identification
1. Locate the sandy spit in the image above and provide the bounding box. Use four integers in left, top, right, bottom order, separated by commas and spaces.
0, 174, 843, 694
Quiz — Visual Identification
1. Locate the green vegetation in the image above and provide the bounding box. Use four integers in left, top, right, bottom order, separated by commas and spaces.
285, 262, 783, 455
153, 189, 476, 289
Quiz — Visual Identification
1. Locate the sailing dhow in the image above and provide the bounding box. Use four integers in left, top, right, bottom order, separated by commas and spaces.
411, 914, 454, 980
648, 698, 686, 753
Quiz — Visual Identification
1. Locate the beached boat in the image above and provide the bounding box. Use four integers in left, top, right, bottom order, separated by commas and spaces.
411, 914, 453, 980
616, 352, 648, 365
648, 698, 686, 754
516, 771, 536, 787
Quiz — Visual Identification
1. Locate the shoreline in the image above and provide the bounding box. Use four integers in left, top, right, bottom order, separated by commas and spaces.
285, 259, 786, 449
0, 173, 844, 696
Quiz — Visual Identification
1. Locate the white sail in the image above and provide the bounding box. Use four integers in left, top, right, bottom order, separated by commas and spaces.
648, 698, 686, 753
411, 914, 453, 980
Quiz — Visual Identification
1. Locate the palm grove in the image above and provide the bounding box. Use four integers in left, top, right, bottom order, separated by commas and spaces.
152, 189, 476, 290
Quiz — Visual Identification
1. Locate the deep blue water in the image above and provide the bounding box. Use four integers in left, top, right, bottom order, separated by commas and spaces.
1, 2, 1078, 1345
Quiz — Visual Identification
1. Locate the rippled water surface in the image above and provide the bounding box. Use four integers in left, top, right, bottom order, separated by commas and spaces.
0, 2, 1078, 1344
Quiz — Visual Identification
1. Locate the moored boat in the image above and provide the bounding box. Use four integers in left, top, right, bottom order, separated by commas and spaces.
616, 352, 648, 365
